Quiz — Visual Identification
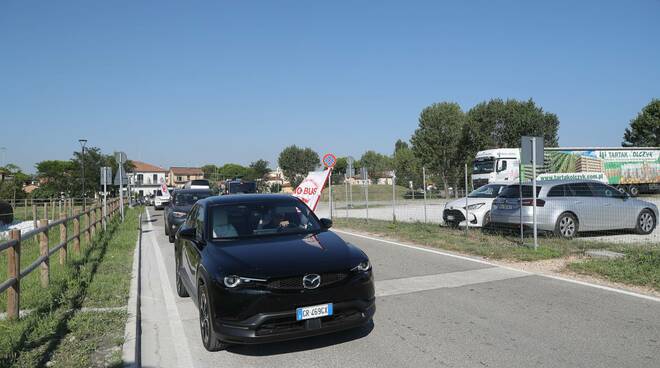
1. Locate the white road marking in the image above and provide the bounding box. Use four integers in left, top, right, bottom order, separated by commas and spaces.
145, 209, 196, 368
376, 267, 528, 298
335, 229, 660, 303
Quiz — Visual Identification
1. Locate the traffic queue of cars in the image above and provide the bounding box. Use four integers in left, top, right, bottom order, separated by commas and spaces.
152, 180, 376, 352
443, 179, 658, 239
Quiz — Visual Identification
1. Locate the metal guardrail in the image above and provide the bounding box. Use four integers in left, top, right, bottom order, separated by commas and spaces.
0, 197, 124, 320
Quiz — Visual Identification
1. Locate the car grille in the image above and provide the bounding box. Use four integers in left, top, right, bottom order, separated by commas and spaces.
267, 272, 349, 290
443, 209, 465, 223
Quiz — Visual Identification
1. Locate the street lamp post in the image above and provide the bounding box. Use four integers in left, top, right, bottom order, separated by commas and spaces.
79, 139, 88, 211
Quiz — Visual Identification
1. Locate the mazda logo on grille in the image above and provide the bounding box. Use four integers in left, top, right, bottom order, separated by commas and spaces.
302, 274, 321, 289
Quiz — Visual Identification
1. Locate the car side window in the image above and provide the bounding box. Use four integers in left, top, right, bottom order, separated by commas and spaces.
186, 206, 198, 228
568, 183, 592, 197
548, 184, 566, 197
195, 206, 205, 240
588, 183, 619, 198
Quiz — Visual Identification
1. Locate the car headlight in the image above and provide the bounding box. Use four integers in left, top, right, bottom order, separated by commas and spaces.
173, 211, 187, 218
351, 260, 371, 272
223, 275, 241, 288
464, 203, 484, 210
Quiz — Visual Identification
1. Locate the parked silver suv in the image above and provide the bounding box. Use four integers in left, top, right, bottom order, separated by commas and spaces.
490, 180, 658, 238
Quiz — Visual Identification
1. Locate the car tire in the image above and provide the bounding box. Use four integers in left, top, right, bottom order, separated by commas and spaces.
175, 255, 189, 298
165, 222, 169, 235
482, 211, 491, 227
627, 185, 640, 197
554, 212, 578, 239
635, 209, 656, 235
198, 283, 230, 352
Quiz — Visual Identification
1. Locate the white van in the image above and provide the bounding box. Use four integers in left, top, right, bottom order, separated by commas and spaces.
154, 184, 171, 210
184, 179, 210, 190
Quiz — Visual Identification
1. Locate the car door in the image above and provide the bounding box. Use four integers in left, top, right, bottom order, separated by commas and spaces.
180, 205, 199, 293
566, 183, 599, 231
588, 182, 636, 230
185, 204, 206, 294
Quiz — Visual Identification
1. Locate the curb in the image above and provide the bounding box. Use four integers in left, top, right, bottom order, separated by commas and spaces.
122, 214, 142, 367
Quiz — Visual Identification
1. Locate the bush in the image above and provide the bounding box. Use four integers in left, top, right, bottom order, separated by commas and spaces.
0, 200, 13, 224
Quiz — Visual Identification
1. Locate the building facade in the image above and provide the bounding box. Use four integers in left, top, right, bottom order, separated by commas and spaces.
168, 167, 204, 188
129, 161, 168, 196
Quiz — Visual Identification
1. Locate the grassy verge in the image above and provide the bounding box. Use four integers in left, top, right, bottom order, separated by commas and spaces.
0, 207, 140, 368
567, 249, 660, 291
333, 218, 660, 291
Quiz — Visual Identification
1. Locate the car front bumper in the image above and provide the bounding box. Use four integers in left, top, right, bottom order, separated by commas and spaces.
213, 298, 375, 344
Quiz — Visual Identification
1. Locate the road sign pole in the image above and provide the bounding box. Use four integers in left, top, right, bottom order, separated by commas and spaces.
422, 166, 428, 223
532, 137, 538, 250
329, 170, 333, 220
392, 171, 396, 223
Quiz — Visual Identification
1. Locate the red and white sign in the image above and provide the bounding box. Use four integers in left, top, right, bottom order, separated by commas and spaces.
292, 168, 331, 212
161, 183, 170, 196
322, 153, 337, 169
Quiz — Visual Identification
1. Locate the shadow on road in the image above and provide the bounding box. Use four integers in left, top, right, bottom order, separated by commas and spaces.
226, 320, 375, 356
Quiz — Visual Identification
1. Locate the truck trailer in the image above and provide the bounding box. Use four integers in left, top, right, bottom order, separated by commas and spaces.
471, 147, 660, 196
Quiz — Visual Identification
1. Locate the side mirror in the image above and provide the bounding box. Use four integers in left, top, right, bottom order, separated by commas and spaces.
178, 226, 196, 241
319, 218, 333, 229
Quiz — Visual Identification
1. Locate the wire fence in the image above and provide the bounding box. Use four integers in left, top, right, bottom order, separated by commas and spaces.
316, 166, 660, 246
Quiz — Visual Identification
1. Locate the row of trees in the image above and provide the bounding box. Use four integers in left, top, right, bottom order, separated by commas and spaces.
200, 160, 271, 183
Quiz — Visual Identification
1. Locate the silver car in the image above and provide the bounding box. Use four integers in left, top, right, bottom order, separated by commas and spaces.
490, 180, 658, 238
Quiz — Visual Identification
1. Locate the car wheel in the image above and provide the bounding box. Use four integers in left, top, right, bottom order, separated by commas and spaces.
635, 209, 656, 235
165, 222, 169, 235
175, 254, 189, 298
554, 212, 578, 239
627, 185, 640, 197
482, 211, 491, 227
198, 283, 229, 351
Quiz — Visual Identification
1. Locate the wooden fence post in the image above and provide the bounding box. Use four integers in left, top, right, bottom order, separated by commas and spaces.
73, 209, 81, 255
43, 203, 48, 225
38, 219, 49, 288
90, 208, 96, 239
59, 213, 67, 265
24, 198, 28, 219
84, 210, 90, 245
96, 207, 101, 233
7, 230, 21, 320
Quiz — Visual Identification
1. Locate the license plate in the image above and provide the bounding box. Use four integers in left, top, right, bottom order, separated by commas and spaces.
296, 303, 333, 321
447, 215, 455, 220
500, 204, 513, 210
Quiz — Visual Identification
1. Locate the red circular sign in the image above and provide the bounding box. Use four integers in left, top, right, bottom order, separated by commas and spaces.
322, 153, 337, 168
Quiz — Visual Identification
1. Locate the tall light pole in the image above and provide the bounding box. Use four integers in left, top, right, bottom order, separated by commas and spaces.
79, 139, 88, 211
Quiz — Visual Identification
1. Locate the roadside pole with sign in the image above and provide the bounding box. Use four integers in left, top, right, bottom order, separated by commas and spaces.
114, 151, 127, 222
100, 167, 111, 231
322, 154, 337, 219
521, 136, 544, 250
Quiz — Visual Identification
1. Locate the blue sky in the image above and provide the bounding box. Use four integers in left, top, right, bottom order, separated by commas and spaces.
1, 0, 659, 173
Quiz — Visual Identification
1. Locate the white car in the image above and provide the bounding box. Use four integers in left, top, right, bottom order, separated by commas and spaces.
442, 183, 507, 227
154, 185, 171, 210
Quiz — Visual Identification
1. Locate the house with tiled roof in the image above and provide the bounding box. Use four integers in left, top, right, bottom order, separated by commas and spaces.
129, 160, 168, 196
168, 167, 204, 188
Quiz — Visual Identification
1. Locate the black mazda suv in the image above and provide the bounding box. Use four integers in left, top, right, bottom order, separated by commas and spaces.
174, 194, 375, 351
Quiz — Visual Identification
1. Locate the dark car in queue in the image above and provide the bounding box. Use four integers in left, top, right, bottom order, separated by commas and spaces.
164, 189, 213, 243
174, 194, 375, 351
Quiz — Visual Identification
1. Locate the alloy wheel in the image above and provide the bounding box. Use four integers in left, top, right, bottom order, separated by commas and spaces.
559, 216, 575, 237
200, 288, 211, 345
639, 212, 654, 233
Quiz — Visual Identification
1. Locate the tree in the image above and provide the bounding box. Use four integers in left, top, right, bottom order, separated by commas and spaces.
622, 99, 660, 147
217, 164, 252, 180
357, 151, 392, 179
393, 140, 422, 188
0, 164, 29, 201
278, 145, 320, 188
249, 159, 271, 179
463, 98, 559, 156
411, 102, 466, 197
35, 160, 76, 197
70, 147, 117, 198
330, 157, 348, 184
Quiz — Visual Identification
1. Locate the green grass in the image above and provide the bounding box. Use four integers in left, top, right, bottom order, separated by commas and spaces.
321, 184, 410, 202
0, 207, 140, 368
568, 249, 660, 291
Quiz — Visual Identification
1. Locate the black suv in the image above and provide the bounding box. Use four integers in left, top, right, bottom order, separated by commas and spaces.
164, 189, 213, 243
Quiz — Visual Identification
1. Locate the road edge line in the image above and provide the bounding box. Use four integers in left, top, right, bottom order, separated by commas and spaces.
121, 219, 141, 368
334, 229, 660, 303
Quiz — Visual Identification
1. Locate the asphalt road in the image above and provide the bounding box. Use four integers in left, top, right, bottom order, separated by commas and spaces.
139, 207, 660, 368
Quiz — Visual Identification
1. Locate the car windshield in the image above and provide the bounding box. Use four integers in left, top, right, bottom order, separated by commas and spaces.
473, 159, 494, 174
175, 192, 211, 206
499, 185, 542, 198
468, 184, 506, 198
209, 201, 321, 239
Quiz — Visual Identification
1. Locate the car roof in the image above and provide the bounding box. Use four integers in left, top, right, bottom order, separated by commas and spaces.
516, 179, 606, 186
199, 194, 300, 206
173, 188, 213, 194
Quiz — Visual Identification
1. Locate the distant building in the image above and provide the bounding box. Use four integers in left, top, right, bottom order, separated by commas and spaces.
168, 167, 204, 188
264, 167, 289, 187
129, 161, 167, 196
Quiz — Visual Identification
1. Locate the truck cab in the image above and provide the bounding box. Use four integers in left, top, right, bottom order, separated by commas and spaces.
472, 148, 520, 188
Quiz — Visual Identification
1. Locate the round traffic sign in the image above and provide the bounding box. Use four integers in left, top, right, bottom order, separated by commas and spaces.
322, 153, 337, 168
